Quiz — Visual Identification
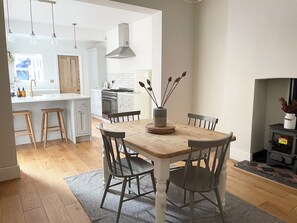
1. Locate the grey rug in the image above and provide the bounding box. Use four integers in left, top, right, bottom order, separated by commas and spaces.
65, 170, 284, 223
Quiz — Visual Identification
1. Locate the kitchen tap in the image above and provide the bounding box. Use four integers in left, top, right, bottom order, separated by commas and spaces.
29, 79, 36, 97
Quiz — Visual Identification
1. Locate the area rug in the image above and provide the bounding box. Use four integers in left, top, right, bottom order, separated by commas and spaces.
64, 169, 284, 223
234, 160, 297, 189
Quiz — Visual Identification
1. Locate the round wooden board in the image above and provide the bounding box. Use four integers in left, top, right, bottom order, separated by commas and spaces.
145, 123, 176, 134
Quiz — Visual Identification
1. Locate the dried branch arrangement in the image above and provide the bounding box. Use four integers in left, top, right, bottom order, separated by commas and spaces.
279, 97, 297, 113
139, 71, 187, 108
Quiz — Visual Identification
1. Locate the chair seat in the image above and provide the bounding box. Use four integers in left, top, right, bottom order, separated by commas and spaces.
110, 157, 154, 178
170, 166, 217, 192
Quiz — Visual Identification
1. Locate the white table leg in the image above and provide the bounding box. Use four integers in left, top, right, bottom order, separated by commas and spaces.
153, 158, 170, 223
218, 145, 230, 208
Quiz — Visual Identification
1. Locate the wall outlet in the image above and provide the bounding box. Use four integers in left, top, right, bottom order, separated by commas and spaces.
50, 80, 54, 83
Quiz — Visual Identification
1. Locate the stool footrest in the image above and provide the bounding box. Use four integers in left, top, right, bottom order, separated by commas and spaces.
47, 129, 64, 133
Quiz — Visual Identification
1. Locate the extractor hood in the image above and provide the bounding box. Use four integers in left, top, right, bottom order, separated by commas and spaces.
105, 23, 136, 59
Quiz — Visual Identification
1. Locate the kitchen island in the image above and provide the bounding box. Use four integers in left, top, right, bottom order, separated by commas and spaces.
11, 93, 91, 146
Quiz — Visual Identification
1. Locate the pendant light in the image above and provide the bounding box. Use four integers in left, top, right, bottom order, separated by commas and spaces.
50, 2, 57, 45
29, 0, 36, 44
5, 0, 15, 43
72, 23, 77, 49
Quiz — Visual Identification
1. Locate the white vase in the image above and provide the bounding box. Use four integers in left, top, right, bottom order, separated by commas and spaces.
284, 113, 296, 129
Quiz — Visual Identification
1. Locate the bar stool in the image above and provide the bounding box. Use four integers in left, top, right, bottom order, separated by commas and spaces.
13, 110, 37, 149
40, 108, 68, 148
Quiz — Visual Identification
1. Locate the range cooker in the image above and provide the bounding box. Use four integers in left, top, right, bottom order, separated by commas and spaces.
101, 88, 134, 119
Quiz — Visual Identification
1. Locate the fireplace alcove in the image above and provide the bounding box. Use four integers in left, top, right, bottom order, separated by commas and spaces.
251, 78, 292, 162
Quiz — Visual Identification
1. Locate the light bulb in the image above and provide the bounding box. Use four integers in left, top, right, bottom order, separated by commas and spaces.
29, 32, 37, 45
51, 34, 58, 45
7, 31, 15, 43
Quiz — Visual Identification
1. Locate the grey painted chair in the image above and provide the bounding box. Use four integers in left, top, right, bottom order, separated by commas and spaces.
108, 110, 141, 156
180, 113, 219, 203
99, 124, 156, 223
188, 113, 218, 130
168, 133, 233, 223
108, 110, 141, 124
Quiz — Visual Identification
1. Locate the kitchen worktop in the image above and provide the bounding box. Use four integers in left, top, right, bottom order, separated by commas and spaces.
12, 93, 91, 145
11, 93, 90, 104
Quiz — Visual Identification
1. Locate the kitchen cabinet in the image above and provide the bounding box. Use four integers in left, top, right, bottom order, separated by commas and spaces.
90, 89, 102, 118
11, 93, 91, 145
117, 92, 151, 119
118, 93, 134, 113
74, 99, 91, 137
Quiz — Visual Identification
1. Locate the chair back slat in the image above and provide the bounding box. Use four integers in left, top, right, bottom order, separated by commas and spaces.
185, 133, 233, 190
99, 124, 134, 177
108, 110, 141, 123
188, 113, 218, 131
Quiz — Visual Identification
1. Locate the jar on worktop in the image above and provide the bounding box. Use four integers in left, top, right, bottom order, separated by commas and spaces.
17, 88, 21, 97
21, 88, 26, 97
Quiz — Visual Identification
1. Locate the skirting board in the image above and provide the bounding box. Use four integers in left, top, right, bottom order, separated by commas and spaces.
230, 146, 251, 161
0, 165, 20, 182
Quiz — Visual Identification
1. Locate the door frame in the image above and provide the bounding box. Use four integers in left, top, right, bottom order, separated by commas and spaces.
55, 52, 84, 95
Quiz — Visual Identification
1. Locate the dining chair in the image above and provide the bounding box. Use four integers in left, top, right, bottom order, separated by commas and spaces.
167, 133, 233, 223
179, 113, 219, 203
108, 110, 141, 157
99, 124, 156, 223
188, 113, 218, 130
108, 110, 141, 124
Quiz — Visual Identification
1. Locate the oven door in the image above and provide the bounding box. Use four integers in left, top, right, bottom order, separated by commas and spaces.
102, 97, 117, 119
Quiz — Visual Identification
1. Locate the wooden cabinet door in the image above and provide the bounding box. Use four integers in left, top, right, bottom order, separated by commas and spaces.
58, 55, 80, 93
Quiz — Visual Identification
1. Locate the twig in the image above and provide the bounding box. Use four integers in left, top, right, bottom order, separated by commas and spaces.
139, 82, 158, 107
162, 78, 180, 107
161, 77, 172, 107
147, 79, 159, 107
148, 87, 159, 107
162, 72, 186, 107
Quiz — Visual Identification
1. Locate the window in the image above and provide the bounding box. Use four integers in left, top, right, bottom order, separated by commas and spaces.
14, 53, 44, 81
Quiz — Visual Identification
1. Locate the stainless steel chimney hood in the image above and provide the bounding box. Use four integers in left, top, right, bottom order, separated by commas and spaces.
106, 23, 136, 59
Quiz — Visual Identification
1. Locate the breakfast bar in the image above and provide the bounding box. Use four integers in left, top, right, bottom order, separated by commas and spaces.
11, 93, 91, 146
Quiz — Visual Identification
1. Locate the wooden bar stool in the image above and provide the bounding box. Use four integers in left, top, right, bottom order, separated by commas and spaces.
40, 108, 68, 148
13, 110, 37, 149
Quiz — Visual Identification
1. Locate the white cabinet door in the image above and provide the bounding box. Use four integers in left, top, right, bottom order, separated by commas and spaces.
75, 99, 91, 136
90, 89, 102, 117
118, 93, 134, 113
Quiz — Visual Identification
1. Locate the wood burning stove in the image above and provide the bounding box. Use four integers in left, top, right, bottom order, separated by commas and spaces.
266, 124, 297, 174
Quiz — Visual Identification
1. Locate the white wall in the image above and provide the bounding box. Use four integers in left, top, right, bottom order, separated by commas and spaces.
194, 0, 297, 161
103, 0, 194, 122
106, 16, 152, 74
7, 36, 99, 95
105, 16, 153, 90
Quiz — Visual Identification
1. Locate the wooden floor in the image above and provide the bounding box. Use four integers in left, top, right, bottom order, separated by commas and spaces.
1, 118, 297, 223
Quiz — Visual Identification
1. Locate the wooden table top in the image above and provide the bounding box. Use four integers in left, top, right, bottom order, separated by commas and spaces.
102, 119, 236, 159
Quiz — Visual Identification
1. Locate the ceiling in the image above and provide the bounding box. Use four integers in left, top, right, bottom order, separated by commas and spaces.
2, 0, 151, 40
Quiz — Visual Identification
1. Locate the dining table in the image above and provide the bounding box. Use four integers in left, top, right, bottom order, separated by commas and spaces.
100, 119, 236, 223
